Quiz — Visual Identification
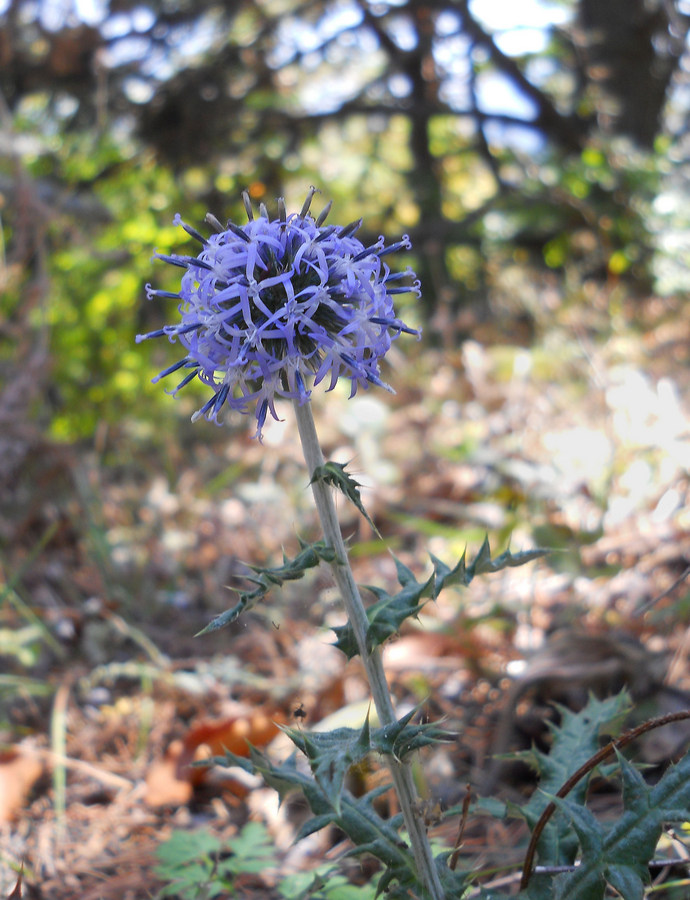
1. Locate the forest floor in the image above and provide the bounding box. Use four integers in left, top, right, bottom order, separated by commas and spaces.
2, 282, 690, 899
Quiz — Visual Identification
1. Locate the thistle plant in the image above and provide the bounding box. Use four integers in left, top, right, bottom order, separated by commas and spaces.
138, 187, 445, 898
139, 190, 690, 900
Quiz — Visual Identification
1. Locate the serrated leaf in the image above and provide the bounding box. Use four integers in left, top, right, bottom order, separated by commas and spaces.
331, 621, 360, 659
364, 577, 433, 653
310, 461, 381, 537
472, 537, 547, 576
331, 563, 434, 658
294, 812, 337, 842
429, 549, 472, 595
371, 707, 454, 759
195, 596, 250, 635
197, 539, 336, 634
518, 693, 630, 868
432, 539, 548, 600
606, 864, 646, 900
550, 749, 690, 900
553, 866, 606, 900
334, 541, 546, 658
215, 742, 420, 895
281, 714, 373, 813
224, 822, 277, 874
552, 797, 604, 857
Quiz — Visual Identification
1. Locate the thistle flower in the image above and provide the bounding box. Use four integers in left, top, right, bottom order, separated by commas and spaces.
136, 188, 421, 439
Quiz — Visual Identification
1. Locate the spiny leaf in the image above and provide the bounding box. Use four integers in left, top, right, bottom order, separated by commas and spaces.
522, 693, 631, 866
334, 540, 546, 658
332, 559, 435, 658
435, 855, 473, 898
232, 745, 333, 814
432, 538, 548, 599
281, 713, 373, 813
364, 577, 433, 654
429, 549, 471, 595
197, 539, 336, 634
310, 461, 381, 537
280, 709, 451, 814
485, 692, 631, 899
551, 749, 690, 900
294, 813, 338, 842
391, 556, 419, 587
528, 694, 630, 798
331, 621, 360, 659
474, 542, 548, 574
371, 707, 455, 759
195, 596, 251, 635
213, 743, 424, 895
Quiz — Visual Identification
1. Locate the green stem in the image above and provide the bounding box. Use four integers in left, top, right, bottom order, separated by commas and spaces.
293, 399, 445, 900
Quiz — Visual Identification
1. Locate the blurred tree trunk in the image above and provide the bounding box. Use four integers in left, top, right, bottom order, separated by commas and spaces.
578, 0, 688, 148
405, 5, 452, 322
363, 3, 452, 324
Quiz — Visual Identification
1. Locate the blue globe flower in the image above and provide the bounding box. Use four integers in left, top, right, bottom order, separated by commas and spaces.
137, 189, 421, 439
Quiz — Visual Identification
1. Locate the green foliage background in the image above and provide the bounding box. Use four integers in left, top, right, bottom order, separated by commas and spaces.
2, 0, 687, 442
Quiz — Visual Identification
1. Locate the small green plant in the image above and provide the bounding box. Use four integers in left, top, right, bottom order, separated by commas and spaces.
155, 821, 275, 899
155, 820, 379, 900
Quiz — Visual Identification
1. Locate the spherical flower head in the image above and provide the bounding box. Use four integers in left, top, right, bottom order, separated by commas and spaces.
136, 188, 421, 439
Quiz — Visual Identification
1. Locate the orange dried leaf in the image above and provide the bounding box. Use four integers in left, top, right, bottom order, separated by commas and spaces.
146, 712, 283, 807
0, 749, 44, 823
180, 712, 282, 786
145, 741, 194, 808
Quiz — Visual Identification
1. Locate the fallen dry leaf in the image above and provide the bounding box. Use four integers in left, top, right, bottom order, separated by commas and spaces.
0, 748, 44, 824
145, 740, 193, 808
146, 712, 282, 807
